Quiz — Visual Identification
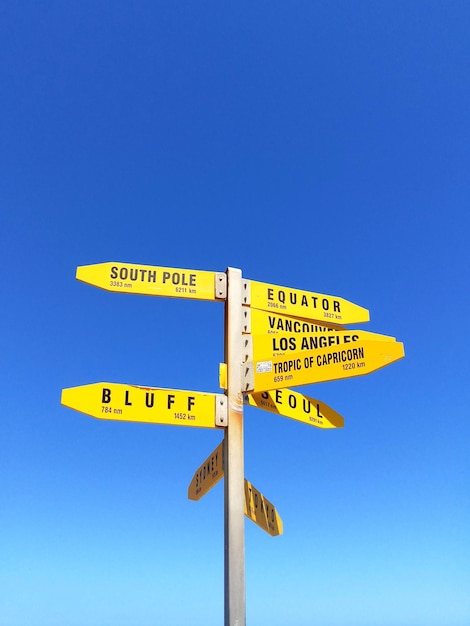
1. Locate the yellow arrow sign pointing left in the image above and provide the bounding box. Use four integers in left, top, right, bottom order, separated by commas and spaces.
76, 262, 226, 301
188, 441, 225, 500
61, 383, 227, 429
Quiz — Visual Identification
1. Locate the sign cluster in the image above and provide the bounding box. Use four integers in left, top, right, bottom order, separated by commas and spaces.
62, 261, 404, 538
240, 279, 404, 427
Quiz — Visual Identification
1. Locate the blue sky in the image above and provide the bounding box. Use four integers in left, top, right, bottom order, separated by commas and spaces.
1, 2, 469, 625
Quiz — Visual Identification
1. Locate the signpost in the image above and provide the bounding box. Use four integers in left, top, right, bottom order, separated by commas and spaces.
223, 267, 245, 626
62, 261, 404, 626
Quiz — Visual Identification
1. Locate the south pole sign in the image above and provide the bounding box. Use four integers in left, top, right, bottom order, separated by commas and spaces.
62, 262, 405, 626
76, 262, 227, 300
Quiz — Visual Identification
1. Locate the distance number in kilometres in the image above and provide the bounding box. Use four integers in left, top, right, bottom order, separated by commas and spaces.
343, 361, 365, 370
100, 405, 196, 421
174, 412, 196, 420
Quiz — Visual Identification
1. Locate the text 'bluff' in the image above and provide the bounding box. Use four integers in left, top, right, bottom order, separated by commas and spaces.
101, 388, 197, 410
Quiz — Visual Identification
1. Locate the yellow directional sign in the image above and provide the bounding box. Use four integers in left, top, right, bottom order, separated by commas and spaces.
245, 329, 395, 361
243, 307, 344, 335
244, 479, 283, 537
244, 389, 344, 429
245, 279, 369, 325
244, 339, 405, 392
188, 441, 224, 500
188, 447, 283, 537
61, 383, 227, 429
76, 262, 226, 301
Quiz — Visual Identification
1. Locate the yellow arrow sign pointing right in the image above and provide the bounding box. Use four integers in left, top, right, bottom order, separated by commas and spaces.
244, 389, 344, 429
244, 339, 405, 392
245, 279, 369, 325
244, 479, 283, 537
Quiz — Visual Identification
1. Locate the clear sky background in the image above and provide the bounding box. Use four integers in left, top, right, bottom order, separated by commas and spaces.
1, 2, 469, 626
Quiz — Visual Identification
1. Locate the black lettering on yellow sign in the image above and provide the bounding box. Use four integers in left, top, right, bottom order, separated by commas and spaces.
267, 315, 335, 334
315, 346, 364, 366
267, 288, 341, 313
162, 271, 196, 286
244, 482, 280, 535
258, 390, 322, 418
246, 485, 274, 520
194, 448, 222, 493
270, 333, 359, 352
101, 387, 196, 411
109, 265, 197, 287
110, 266, 157, 282
272, 347, 365, 373
273, 359, 302, 374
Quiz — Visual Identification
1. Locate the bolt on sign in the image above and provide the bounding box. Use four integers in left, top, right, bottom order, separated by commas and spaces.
76, 262, 227, 301
244, 389, 344, 429
61, 383, 228, 428
243, 279, 370, 325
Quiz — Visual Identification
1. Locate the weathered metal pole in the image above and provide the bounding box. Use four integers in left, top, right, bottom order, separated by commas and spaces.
224, 267, 245, 626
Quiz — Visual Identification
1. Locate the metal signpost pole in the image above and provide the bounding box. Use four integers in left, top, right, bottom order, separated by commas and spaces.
224, 267, 246, 626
